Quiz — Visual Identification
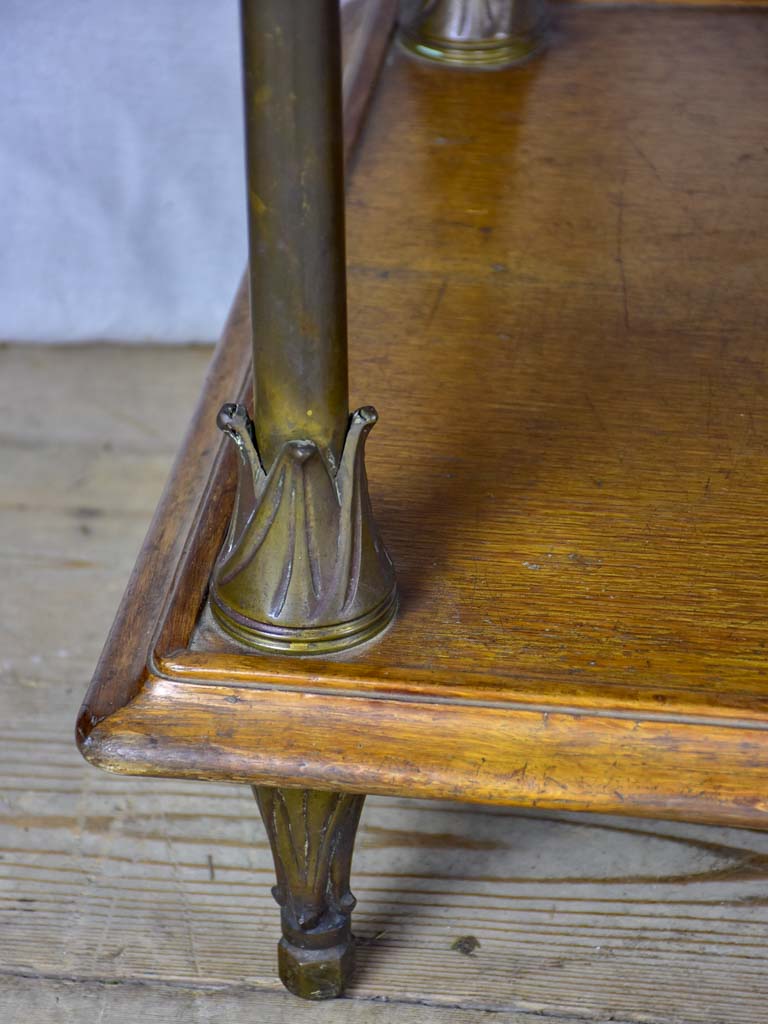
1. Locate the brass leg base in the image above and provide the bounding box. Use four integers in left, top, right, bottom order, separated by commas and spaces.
277, 936, 356, 1000
212, 404, 396, 657
398, 31, 546, 70
398, 0, 549, 71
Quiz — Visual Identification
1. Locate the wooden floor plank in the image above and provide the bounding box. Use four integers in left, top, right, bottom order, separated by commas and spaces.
0, 976, 621, 1024
2, 343, 768, 1022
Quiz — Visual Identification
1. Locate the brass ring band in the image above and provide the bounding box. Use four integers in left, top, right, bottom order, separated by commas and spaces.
210, 586, 398, 655
398, 29, 546, 69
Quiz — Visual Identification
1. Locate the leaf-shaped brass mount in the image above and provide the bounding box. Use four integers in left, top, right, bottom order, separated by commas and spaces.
210, 403, 397, 654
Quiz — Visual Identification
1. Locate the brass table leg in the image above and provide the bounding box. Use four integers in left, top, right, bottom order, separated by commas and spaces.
398, 0, 550, 69
211, 0, 396, 655
254, 787, 366, 1000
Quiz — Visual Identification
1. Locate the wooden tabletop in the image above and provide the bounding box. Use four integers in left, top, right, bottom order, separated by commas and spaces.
79, 5, 768, 827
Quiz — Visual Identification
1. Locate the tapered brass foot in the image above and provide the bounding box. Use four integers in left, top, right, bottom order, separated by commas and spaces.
398, 0, 549, 69
255, 787, 365, 999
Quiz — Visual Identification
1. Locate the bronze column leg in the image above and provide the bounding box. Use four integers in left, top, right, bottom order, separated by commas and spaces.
210, 0, 396, 655
254, 786, 366, 1000
240, 0, 349, 471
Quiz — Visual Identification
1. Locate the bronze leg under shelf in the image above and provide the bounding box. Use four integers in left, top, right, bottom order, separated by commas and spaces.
254, 787, 365, 999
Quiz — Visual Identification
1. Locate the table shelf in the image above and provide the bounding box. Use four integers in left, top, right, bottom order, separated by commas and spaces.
79, 4, 768, 830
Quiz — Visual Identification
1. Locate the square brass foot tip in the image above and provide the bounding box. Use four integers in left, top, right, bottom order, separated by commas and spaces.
278, 937, 355, 1000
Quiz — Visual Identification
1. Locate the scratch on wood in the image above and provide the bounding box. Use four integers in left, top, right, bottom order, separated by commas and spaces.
629, 137, 665, 186
615, 186, 631, 331
426, 279, 448, 331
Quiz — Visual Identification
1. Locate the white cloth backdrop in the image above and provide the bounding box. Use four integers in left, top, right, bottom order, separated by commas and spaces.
2, 0, 250, 342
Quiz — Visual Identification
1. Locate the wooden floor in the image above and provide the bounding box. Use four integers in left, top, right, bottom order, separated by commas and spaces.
2, 342, 768, 1023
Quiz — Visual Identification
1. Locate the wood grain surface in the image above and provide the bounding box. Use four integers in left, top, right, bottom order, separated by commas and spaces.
4, 343, 768, 1023
79, 5, 768, 826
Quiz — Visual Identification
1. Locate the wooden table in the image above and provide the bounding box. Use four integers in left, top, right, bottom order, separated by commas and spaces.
78, 0, 768, 1000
